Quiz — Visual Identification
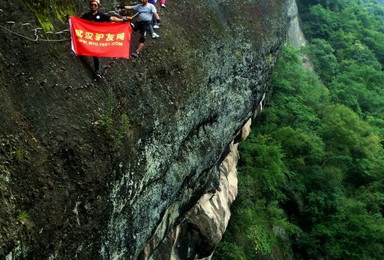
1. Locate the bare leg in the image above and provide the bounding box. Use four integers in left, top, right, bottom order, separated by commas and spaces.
136, 43, 144, 53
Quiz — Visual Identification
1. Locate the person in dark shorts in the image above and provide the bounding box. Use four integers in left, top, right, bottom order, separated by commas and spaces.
122, 0, 161, 58
81, 0, 128, 78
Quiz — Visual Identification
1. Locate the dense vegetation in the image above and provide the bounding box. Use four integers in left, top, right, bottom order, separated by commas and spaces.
23, 0, 76, 31
214, 0, 384, 259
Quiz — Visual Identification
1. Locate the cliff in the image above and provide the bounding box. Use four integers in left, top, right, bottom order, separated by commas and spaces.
0, 0, 294, 259
287, 0, 306, 48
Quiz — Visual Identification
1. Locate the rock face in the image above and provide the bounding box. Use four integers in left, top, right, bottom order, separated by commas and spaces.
0, 0, 294, 259
147, 117, 253, 260
287, 0, 306, 48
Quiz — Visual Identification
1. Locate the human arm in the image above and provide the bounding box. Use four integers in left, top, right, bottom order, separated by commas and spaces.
110, 16, 128, 22
154, 12, 160, 20
153, 6, 160, 24
116, 4, 136, 10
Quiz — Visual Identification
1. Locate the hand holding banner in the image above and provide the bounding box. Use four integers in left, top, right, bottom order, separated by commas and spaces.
69, 16, 132, 59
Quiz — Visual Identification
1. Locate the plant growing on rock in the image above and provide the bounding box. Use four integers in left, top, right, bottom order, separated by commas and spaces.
24, 0, 75, 31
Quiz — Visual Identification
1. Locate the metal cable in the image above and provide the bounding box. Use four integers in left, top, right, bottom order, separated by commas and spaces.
0, 24, 70, 42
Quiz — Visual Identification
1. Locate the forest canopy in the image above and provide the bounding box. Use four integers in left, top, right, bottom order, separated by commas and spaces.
214, 0, 384, 259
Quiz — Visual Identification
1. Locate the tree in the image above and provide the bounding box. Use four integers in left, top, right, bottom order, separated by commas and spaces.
307, 38, 338, 83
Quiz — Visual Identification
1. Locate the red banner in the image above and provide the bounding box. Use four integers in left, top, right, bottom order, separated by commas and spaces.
69, 16, 132, 59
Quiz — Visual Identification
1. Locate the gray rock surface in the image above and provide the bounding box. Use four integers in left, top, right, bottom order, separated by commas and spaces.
0, 0, 294, 259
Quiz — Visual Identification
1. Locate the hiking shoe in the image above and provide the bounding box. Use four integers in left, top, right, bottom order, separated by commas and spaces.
161, 4, 166, 8
152, 33, 160, 39
131, 52, 139, 58
153, 24, 160, 29
94, 70, 102, 79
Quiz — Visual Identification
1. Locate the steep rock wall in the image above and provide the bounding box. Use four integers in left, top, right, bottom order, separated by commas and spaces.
0, 0, 294, 259
287, 0, 306, 48
147, 116, 254, 260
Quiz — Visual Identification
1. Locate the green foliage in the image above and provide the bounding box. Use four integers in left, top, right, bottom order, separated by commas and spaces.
240, 133, 288, 200
119, 114, 131, 138
305, 39, 337, 83
0, 136, 23, 163
97, 88, 115, 134
320, 104, 369, 155
214, 130, 297, 259
214, 242, 247, 260
215, 1, 384, 259
329, 62, 384, 119
95, 88, 131, 145
303, 5, 339, 39
24, 0, 75, 31
17, 211, 30, 224
298, 0, 347, 10
215, 23, 384, 259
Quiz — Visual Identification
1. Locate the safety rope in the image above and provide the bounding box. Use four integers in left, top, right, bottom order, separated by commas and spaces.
0, 9, 137, 43
0, 23, 70, 42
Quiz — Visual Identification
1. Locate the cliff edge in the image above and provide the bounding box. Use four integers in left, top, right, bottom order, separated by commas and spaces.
0, 0, 294, 259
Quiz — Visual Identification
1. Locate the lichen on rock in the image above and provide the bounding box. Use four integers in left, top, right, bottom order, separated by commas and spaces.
0, 0, 294, 259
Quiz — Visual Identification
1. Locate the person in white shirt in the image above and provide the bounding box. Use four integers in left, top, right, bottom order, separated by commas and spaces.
123, 0, 161, 58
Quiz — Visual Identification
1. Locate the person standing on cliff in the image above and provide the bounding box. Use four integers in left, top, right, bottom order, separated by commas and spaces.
149, 0, 160, 29
81, 0, 128, 79
121, 0, 161, 58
